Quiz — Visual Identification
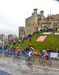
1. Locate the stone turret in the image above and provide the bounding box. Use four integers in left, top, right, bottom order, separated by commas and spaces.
32, 8, 38, 16
40, 10, 44, 16
34, 9, 38, 13
40, 10, 44, 21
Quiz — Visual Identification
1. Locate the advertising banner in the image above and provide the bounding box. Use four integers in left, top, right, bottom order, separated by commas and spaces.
50, 53, 58, 59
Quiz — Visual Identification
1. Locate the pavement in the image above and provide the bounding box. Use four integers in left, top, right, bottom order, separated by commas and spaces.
0, 54, 59, 75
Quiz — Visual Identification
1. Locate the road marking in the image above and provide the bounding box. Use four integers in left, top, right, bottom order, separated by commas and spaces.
32, 65, 59, 71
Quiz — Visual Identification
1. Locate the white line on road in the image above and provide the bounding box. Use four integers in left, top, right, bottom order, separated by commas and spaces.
32, 65, 59, 71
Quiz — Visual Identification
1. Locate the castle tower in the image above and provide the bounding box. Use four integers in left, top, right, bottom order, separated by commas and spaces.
33, 9, 38, 13
40, 10, 44, 16
32, 8, 38, 16
40, 10, 44, 20
25, 9, 38, 35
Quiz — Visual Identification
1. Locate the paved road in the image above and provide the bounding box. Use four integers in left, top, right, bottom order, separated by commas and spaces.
0, 55, 59, 75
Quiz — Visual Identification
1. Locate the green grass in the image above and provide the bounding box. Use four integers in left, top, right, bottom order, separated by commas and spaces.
20, 32, 59, 50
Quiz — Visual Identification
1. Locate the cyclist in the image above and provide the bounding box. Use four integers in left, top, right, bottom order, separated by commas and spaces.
43, 52, 49, 60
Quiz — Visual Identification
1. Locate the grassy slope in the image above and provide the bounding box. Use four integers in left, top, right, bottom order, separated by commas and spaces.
20, 32, 59, 50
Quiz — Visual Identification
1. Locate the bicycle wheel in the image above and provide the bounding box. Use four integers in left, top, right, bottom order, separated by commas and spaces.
46, 60, 52, 65
39, 58, 45, 64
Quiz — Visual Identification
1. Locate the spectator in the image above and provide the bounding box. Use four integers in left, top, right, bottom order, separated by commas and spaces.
29, 37, 31, 42
56, 48, 59, 53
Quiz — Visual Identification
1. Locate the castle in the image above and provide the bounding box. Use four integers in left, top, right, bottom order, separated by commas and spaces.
19, 9, 59, 38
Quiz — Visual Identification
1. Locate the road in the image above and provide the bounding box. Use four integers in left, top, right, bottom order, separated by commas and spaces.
0, 55, 59, 75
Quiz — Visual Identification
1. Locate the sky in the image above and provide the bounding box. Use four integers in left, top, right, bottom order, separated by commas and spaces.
0, 0, 59, 36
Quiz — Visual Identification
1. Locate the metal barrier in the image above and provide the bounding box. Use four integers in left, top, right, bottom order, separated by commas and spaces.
50, 52, 59, 59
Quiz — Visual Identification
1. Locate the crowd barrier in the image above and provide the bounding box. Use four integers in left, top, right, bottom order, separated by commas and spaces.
50, 52, 59, 59
0, 48, 31, 56
0, 48, 59, 59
